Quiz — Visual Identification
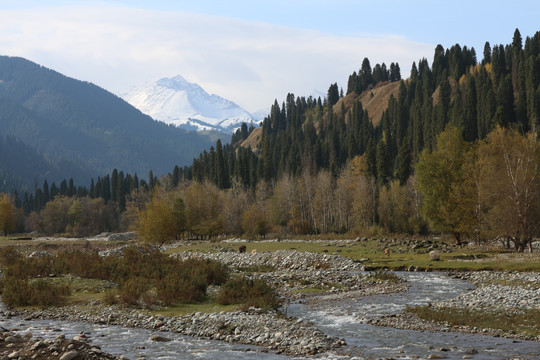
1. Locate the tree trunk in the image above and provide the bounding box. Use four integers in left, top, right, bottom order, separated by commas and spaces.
453, 232, 462, 246
513, 238, 525, 252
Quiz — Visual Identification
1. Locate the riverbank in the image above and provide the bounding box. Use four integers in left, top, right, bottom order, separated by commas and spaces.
0, 247, 404, 358
1, 237, 539, 358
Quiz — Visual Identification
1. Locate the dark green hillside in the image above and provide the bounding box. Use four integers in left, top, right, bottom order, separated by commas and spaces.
0, 56, 214, 188
0, 135, 92, 194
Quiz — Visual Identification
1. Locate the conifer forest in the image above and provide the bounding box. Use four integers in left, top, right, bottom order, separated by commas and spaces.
1, 29, 539, 252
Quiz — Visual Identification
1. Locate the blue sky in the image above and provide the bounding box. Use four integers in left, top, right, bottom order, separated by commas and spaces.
0, 1, 538, 111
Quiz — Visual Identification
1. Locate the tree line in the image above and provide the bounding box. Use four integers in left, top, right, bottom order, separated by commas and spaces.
0, 29, 539, 250
1, 125, 537, 252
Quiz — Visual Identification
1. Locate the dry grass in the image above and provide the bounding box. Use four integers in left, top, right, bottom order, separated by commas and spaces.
358, 81, 401, 126
240, 126, 262, 151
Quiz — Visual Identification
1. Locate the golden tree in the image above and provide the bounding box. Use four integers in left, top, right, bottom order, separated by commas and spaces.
134, 188, 185, 246
184, 181, 223, 238
478, 127, 540, 252
0, 193, 15, 237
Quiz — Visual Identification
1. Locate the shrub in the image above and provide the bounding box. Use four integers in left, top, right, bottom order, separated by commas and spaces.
217, 277, 280, 310
156, 273, 206, 305
185, 258, 229, 286
29, 279, 70, 307
0, 276, 70, 307
118, 277, 150, 306
0, 277, 30, 307
103, 289, 119, 305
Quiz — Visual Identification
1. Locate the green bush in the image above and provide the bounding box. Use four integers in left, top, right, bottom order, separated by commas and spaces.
217, 277, 280, 310
185, 258, 229, 286
0, 277, 30, 307
102, 289, 119, 305
29, 279, 71, 306
118, 277, 150, 306
0, 245, 234, 309
0, 276, 70, 307
157, 273, 206, 305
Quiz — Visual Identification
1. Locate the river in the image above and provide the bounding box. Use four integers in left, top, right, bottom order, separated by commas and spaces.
1, 272, 539, 359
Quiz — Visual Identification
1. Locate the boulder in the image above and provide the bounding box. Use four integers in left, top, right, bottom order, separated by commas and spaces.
429, 250, 441, 261
59, 351, 79, 360
151, 335, 172, 342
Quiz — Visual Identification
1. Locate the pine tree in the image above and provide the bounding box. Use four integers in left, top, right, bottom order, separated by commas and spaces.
395, 141, 412, 185
215, 139, 228, 189
42, 180, 50, 204
376, 138, 390, 186
432, 44, 448, 85
327, 83, 339, 106
482, 41, 491, 65
359, 58, 373, 91
111, 169, 118, 202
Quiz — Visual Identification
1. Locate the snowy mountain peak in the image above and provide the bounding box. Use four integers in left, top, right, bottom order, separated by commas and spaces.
122, 76, 257, 134
156, 75, 202, 93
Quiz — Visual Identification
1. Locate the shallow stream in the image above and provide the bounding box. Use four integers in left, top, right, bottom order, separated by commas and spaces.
2, 272, 539, 359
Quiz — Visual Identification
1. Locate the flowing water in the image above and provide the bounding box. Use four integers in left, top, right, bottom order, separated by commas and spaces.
1, 272, 539, 359
287, 272, 540, 359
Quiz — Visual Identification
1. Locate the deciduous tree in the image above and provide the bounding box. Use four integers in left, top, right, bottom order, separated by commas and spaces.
0, 194, 15, 236
416, 127, 476, 244
478, 127, 540, 251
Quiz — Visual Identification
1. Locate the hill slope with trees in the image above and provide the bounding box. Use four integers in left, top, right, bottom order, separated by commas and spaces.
1, 29, 538, 251
0, 56, 215, 190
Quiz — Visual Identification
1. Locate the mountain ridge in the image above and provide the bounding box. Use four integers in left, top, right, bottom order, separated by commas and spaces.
122, 75, 258, 133
0, 56, 215, 190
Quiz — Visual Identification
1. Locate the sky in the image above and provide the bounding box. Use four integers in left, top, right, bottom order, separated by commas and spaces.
0, 1, 539, 112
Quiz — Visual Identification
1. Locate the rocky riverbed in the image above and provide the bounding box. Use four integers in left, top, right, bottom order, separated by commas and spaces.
2, 240, 539, 359
171, 248, 408, 301
366, 271, 540, 342
4, 304, 345, 357
0, 326, 124, 360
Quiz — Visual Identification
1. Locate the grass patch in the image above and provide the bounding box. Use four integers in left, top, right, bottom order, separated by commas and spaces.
406, 305, 540, 338
367, 271, 401, 282
292, 286, 329, 294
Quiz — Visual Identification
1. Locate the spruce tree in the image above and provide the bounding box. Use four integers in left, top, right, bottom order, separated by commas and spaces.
482, 41, 491, 65
359, 58, 373, 91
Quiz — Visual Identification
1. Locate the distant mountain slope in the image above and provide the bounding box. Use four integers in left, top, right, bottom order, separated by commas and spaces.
0, 56, 215, 188
0, 135, 92, 193
122, 75, 256, 133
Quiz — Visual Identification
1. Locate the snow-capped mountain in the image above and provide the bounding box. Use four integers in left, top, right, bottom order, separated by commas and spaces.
250, 107, 271, 122
122, 75, 256, 134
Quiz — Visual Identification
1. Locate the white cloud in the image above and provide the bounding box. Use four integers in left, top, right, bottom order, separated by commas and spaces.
0, 5, 434, 112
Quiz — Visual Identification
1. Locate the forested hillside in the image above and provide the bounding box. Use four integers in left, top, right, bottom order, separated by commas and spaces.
2, 29, 539, 251
187, 29, 539, 188
0, 135, 93, 194
0, 56, 215, 190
